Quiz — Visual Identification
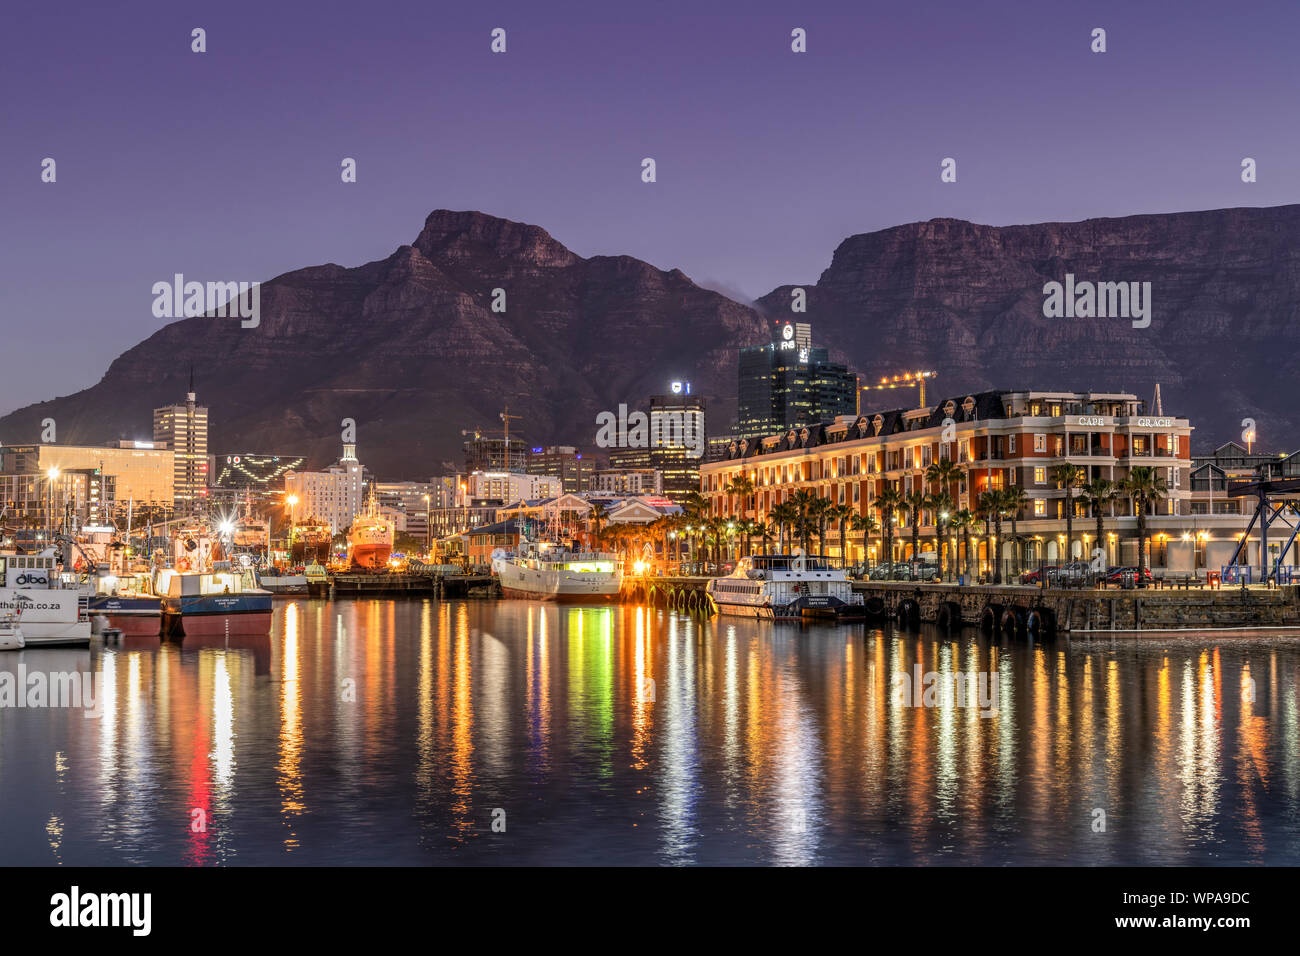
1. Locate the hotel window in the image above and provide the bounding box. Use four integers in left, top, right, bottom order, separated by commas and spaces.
1171, 434, 1180, 455
1133, 436, 1147, 455
959, 439, 970, 462
1007, 434, 1016, 454
1034, 499, 1045, 516
1034, 467, 1046, 485
1034, 434, 1046, 453
922, 445, 932, 467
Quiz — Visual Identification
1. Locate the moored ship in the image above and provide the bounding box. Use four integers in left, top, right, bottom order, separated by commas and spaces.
496, 540, 623, 602
158, 566, 273, 638
707, 552, 865, 621
290, 520, 332, 564
347, 501, 394, 570
0, 550, 92, 646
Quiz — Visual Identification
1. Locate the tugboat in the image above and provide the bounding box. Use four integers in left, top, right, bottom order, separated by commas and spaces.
706, 551, 866, 621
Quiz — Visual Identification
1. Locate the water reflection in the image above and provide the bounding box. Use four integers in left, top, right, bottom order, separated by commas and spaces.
1, 600, 1299, 865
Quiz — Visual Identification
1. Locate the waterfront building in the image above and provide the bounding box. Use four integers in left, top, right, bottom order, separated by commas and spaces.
153, 380, 209, 513
0, 441, 174, 526
736, 320, 856, 438
283, 443, 365, 534
527, 445, 592, 492
591, 467, 663, 496
701, 388, 1279, 576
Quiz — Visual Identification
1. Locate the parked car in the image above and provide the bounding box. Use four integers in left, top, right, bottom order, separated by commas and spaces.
1021, 562, 1091, 585
1103, 566, 1154, 585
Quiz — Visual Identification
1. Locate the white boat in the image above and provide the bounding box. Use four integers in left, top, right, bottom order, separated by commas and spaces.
0, 611, 24, 650
496, 540, 623, 602
0, 550, 92, 646
706, 552, 865, 621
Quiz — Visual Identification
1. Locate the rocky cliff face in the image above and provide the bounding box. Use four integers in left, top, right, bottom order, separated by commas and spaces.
4, 205, 1295, 474
0, 211, 769, 475
757, 206, 1300, 451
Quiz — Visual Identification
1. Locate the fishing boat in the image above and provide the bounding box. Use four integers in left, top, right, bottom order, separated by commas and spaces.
706, 552, 866, 621
496, 539, 623, 602
158, 566, 273, 638
87, 570, 162, 637
0, 550, 92, 646
347, 499, 394, 570
290, 521, 332, 564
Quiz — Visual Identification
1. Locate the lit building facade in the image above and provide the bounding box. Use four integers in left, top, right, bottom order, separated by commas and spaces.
0, 441, 174, 524
153, 386, 208, 512
736, 320, 856, 438
527, 445, 591, 492
283, 443, 365, 534
699, 389, 1273, 574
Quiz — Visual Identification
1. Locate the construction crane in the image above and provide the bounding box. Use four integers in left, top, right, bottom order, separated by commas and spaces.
856, 370, 939, 414
500, 405, 522, 473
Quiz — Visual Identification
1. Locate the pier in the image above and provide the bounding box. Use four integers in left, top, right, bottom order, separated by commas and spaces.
312, 572, 498, 598
619, 575, 1300, 636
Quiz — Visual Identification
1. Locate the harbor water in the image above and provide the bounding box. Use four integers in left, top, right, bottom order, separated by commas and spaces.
2, 598, 1299, 865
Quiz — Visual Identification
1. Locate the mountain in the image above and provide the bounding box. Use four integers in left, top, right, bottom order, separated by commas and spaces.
757, 205, 1300, 451
0, 211, 769, 475
5, 205, 1298, 474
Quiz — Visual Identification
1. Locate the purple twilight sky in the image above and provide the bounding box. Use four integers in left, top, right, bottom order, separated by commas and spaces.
2, 0, 1297, 415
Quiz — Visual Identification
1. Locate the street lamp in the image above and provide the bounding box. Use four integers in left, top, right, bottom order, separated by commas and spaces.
286, 494, 298, 561
45, 466, 60, 541
423, 494, 431, 558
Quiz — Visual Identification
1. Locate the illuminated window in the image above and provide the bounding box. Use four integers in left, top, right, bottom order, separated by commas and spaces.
1034, 434, 1046, 453
1034, 499, 1045, 516
1034, 467, 1046, 485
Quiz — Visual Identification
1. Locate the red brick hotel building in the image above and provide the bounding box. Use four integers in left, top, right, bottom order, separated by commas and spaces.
701, 390, 1271, 575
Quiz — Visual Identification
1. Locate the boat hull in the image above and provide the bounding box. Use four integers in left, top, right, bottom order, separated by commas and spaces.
88, 596, 162, 637
0, 589, 91, 646
500, 586, 618, 603
161, 593, 274, 638
350, 544, 392, 570
498, 563, 621, 601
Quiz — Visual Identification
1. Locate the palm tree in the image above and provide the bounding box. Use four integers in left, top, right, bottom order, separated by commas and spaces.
877, 487, 905, 578
770, 501, 797, 552
588, 501, 609, 542
903, 489, 927, 574
926, 491, 954, 581
1123, 466, 1167, 586
727, 473, 755, 521
976, 490, 999, 580
926, 458, 964, 501
789, 489, 819, 554
828, 503, 855, 564
1080, 478, 1117, 567
952, 508, 977, 582
1002, 485, 1030, 576
754, 521, 775, 556
1050, 463, 1087, 563
810, 495, 833, 554
851, 511, 878, 570
988, 488, 1014, 584
680, 490, 708, 522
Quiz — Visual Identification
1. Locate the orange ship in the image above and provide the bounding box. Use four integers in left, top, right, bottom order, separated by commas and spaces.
347, 499, 394, 569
